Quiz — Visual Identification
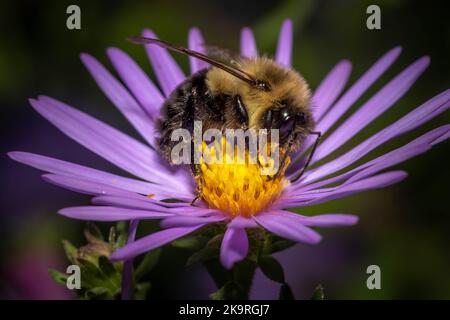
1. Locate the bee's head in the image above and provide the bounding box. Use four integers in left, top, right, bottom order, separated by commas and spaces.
206, 57, 314, 147
241, 58, 314, 147
261, 99, 314, 145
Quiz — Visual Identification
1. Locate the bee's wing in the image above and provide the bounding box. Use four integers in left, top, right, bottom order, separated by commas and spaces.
202, 44, 241, 65
128, 36, 256, 86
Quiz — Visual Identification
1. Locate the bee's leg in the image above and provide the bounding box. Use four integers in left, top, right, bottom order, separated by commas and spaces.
190, 166, 203, 205
290, 131, 322, 183
270, 133, 295, 181
190, 136, 202, 206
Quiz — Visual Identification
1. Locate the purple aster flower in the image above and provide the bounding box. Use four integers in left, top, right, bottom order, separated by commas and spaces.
8, 19, 450, 295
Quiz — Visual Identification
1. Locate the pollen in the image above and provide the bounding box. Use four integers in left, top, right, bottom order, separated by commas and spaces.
196, 138, 289, 218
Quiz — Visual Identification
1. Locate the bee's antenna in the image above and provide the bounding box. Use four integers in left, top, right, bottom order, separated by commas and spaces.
128, 36, 270, 91
290, 131, 322, 183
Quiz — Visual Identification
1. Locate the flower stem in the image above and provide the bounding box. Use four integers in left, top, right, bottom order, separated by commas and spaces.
121, 220, 139, 300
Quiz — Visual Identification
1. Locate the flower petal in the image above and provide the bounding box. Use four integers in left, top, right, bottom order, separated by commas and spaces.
142, 29, 185, 96
29, 96, 189, 190
240, 27, 258, 58
91, 195, 189, 212
433, 130, 450, 145
43, 173, 190, 201
291, 124, 450, 192
43, 174, 136, 197
263, 210, 358, 228
296, 214, 359, 227
228, 216, 259, 229
253, 213, 321, 244
8, 151, 190, 197
312, 60, 352, 120
314, 56, 430, 161
284, 171, 408, 208
81, 53, 157, 147
110, 225, 204, 261
301, 90, 450, 183
289, 47, 402, 171
291, 142, 431, 194
310, 171, 408, 205
316, 47, 402, 135
106, 48, 164, 117
220, 227, 249, 269
275, 19, 293, 67
160, 214, 225, 228
188, 28, 209, 73
58, 206, 172, 221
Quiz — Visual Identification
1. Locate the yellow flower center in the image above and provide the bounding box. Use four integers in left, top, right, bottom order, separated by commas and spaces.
196, 138, 289, 218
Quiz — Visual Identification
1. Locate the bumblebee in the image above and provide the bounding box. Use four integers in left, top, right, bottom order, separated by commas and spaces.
128, 36, 321, 186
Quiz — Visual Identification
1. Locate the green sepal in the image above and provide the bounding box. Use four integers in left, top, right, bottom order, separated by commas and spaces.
311, 284, 325, 300
85, 222, 104, 242
186, 247, 219, 267
134, 282, 152, 300
258, 255, 285, 283
48, 268, 68, 286
171, 235, 209, 250
61, 240, 78, 264
279, 283, 295, 300
135, 249, 161, 281
84, 287, 110, 300
210, 281, 246, 300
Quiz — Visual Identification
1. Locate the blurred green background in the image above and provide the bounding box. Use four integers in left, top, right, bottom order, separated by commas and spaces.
0, 0, 449, 299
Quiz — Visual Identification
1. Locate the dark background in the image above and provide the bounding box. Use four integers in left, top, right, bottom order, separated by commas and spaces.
0, 0, 449, 299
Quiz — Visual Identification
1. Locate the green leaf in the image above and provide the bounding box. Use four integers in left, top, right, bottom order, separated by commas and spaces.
210, 281, 246, 300
171, 236, 207, 250
186, 247, 218, 267
203, 259, 231, 289
48, 268, 68, 286
98, 256, 117, 279
258, 256, 285, 283
77, 258, 108, 289
267, 238, 295, 254
61, 240, 78, 264
233, 259, 257, 297
279, 283, 295, 300
84, 222, 104, 242
114, 222, 128, 249
206, 234, 224, 248
311, 284, 325, 300
135, 249, 161, 280
134, 282, 152, 300
108, 226, 116, 245
84, 287, 110, 300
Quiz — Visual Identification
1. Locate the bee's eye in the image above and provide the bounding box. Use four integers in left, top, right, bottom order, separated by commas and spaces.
235, 95, 249, 126
279, 117, 295, 140
263, 109, 273, 129
280, 107, 291, 122
296, 112, 307, 125
255, 79, 271, 91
